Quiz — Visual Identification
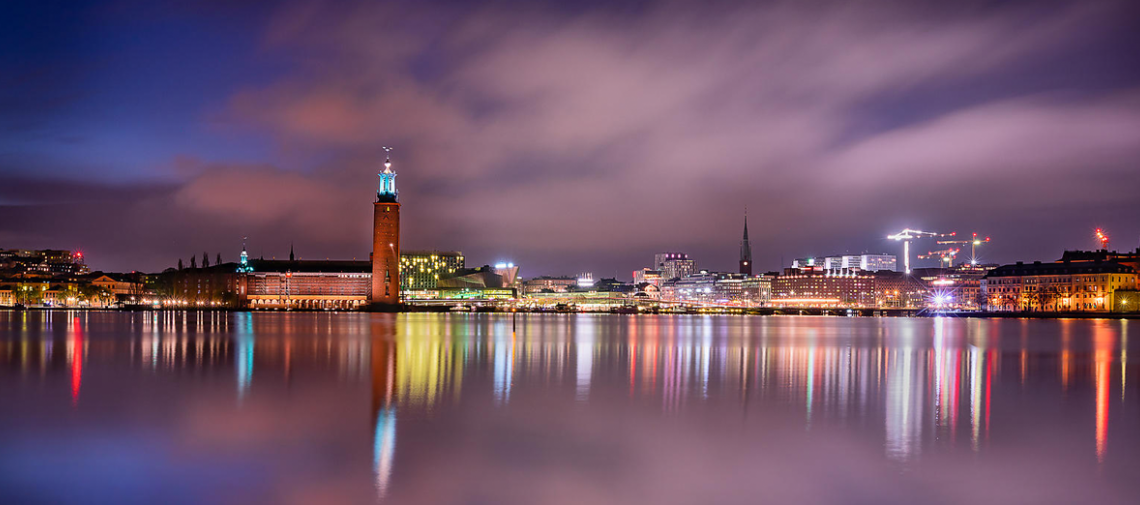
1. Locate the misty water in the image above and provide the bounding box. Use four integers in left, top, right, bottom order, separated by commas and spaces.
1, 311, 1137, 504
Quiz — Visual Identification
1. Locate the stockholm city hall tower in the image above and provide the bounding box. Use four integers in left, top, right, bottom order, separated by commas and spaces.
371, 149, 401, 306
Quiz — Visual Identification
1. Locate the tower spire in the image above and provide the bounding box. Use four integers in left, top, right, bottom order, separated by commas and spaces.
739, 209, 753, 276
290, 242, 295, 262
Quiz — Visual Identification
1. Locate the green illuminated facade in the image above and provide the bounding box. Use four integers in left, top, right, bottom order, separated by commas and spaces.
400, 251, 464, 290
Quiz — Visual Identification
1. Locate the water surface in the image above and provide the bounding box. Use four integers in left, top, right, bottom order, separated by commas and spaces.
1, 311, 1136, 504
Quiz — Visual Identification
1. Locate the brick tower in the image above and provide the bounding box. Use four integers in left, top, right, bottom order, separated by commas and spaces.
371, 149, 401, 306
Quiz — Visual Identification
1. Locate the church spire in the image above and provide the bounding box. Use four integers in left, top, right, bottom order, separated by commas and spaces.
289, 242, 295, 262
377, 146, 398, 203
739, 209, 753, 276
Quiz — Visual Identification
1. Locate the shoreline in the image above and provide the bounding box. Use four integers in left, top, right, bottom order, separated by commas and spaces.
2, 306, 1138, 319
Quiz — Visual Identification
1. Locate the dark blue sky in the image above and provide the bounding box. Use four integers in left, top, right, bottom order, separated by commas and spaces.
2, 0, 1140, 277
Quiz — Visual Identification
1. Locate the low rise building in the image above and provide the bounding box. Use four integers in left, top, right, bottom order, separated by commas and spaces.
242, 260, 371, 310
770, 269, 877, 307
982, 260, 1137, 312
665, 272, 756, 305
524, 276, 577, 294
743, 275, 773, 305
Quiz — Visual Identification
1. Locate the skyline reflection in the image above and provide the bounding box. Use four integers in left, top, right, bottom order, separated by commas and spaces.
1, 311, 1135, 504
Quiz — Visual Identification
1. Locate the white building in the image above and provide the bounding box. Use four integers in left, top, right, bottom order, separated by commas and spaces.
798, 254, 897, 273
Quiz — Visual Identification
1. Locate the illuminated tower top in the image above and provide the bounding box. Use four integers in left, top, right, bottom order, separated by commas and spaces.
377, 147, 398, 203
237, 237, 254, 273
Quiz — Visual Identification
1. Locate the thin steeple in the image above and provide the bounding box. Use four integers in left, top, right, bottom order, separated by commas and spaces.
739, 208, 753, 275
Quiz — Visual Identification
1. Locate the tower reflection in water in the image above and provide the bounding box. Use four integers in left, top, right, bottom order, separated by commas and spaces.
0, 312, 1133, 500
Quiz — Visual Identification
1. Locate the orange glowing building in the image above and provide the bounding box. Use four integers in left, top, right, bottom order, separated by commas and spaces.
371, 150, 401, 306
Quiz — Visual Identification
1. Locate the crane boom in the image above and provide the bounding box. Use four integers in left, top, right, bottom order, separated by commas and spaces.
937, 232, 991, 265
888, 228, 952, 274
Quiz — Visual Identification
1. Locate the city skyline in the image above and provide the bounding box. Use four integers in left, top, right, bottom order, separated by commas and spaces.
3, 0, 1140, 277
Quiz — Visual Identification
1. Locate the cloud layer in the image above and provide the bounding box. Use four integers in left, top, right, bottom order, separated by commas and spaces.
3, 0, 1140, 274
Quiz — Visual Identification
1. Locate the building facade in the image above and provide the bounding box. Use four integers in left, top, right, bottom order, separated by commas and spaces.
982, 260, 1137, 312
523, 276, 577, 294
665, 272, 756, 305
743, 275, 773, 305
770, 269, 878, 307
243, 261, 372, 310
400, 251, 464, 290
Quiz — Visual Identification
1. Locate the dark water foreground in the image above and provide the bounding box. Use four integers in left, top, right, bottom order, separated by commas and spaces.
0, 311, 1136, 504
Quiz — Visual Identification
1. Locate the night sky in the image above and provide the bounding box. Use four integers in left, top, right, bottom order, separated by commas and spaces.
2, 0, 1139, 278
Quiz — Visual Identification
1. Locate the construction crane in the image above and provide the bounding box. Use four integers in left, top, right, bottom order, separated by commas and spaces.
1095, 228, 1110, 250
918, 248, 960, 267
887, 228, 951, 274
937, 232, 991, 266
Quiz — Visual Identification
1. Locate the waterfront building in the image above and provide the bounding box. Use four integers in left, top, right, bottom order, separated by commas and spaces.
158, 253, 374, 309
654, 253, 695, 281
400, 251, 464, 290
911, 264, 995, 310
872, 271, 928, 308
743, 275, 773, 305
371, 151, 401, 306
666, 271, 753, 305
982, 260, 1137, 312
523, 276, 577, 294
437, 266, 517, 299
165, 264, 243, 307
89, 273, 143, 297
242, 260, 371, 310
770, 268, 877, 307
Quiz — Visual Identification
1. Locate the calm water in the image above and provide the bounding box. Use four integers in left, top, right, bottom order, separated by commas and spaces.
0, 311, 1137, 504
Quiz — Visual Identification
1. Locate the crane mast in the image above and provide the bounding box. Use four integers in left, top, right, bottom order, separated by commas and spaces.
887, 228, 950, 274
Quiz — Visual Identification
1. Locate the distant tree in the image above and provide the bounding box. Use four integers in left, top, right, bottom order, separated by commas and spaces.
203, 252, 210, 268
178, 259, 184, 270
190, 255, 197, 269
216, 253, 222, 265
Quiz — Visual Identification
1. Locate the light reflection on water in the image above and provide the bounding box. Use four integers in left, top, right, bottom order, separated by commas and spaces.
0, 311, 1136, 504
